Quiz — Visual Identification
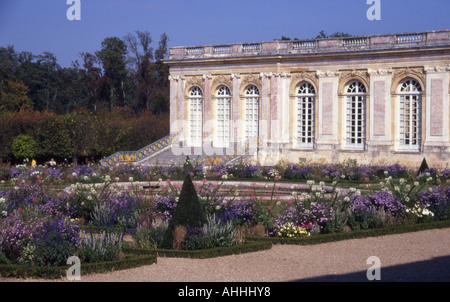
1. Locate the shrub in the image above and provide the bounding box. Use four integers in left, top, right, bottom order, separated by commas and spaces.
77, 231, 124, 263
32, 218, 80, 267
184, 214, 239, 250
161, 174, 206, 249
12, 135, 37, 160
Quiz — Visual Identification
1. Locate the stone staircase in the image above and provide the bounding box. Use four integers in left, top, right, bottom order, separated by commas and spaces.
101, 135, 261, 168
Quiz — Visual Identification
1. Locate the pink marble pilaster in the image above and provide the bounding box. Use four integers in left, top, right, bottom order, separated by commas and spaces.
231, 74, 240, 142
260, 73, 270, 141
373, 80, 386, 137
169, 77, 178, 135
177, 77, 185, 140
203, 75, 212, 141
270, 74, 280, 141
430, 79, 443, 136
321, 82, 333, 136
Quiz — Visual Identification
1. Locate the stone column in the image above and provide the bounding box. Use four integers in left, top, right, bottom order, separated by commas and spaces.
177, 75, 186, 145
260, 72, 271, 146
368, 68, 393, 152
169, 75, 179, 136
423, 66, 450, 151
280, 72, 291, 145
202, 74, 213, 150
316, 71, 339, 150
231, 73, 241, 145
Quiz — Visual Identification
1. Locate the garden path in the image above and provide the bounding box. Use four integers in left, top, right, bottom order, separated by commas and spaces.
1, 227, 449, 282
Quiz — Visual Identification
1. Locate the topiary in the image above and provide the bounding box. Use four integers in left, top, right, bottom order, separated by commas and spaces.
418, 158, 429, 175
161, 174, 206, 249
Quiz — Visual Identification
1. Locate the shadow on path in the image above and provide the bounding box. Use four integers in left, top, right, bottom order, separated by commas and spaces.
292, 256, 450, 282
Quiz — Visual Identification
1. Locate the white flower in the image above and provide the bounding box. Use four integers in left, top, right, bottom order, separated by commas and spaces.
129, 177, 134, 182
319, 181, 325, 187
0, 197, 5, 203
307, 180, 315, 185
72, 172, 77, 177
215, 205, 220, 210
384, 171, 389, 175
414, 181, 420, 186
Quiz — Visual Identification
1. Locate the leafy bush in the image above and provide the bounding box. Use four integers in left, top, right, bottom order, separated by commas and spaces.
32, 218, 79, 267
12, 135, 37, 160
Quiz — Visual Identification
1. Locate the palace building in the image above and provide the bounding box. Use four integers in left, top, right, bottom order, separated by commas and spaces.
164, 30, 450, 168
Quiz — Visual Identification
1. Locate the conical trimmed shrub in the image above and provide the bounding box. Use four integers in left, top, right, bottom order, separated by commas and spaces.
418, 158, 429, 175
161, 174, 206, 249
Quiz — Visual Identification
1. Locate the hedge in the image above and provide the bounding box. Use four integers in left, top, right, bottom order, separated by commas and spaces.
247, 220, 450, 245
0, 253, 157, 279
123, 240, 273, 259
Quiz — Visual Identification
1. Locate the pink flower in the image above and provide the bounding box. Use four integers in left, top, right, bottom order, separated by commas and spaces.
274, 176, 280, 181
267, 205, 272, 211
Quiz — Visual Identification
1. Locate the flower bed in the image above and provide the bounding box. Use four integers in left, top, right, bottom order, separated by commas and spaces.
0, 159, 449, 278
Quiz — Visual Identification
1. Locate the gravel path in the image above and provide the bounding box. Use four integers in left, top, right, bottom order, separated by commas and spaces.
1, 228, 449, 282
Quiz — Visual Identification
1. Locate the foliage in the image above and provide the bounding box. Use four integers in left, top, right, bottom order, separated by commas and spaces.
161, 174, 206, 249
77, 230, 124, 263
12, 135, 37, 160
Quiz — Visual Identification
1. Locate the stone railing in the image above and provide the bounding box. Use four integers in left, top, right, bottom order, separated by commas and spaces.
168, 30, 450, 60
100, 134, 178, 166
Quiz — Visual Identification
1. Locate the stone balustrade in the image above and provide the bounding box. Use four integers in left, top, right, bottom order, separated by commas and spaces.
168, 30, 450, 60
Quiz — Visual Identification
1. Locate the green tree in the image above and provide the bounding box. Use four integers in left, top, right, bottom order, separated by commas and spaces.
96, 37, 130, 109
0, 80, 34, 112
12, 134, 38, 160
35, 114, 72, 160
315, 30, 352, 39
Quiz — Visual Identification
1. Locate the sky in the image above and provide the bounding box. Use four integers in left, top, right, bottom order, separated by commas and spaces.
0, 0, 449, 67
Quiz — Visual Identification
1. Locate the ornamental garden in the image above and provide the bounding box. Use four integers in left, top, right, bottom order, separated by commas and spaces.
0, 157, 449, 279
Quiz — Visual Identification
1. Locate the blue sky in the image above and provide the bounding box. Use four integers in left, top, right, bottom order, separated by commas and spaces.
1, 0, 449, 67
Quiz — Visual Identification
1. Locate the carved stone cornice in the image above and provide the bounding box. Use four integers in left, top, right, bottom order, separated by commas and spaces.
424, 66, 447, 73
230, 73, 241, 80
368, 68, 393, 76
316, 70, 339, 78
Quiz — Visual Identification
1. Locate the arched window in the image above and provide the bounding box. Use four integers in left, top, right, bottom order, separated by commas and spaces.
344, 81, 366, 149
189, 86, 203, 146
398, 79, 422, 150
295, 82, 315, 147
244, 85, 260, 140
216, 86, 231, 147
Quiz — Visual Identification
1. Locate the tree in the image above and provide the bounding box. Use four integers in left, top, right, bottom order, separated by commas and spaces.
0, 80, 34, 112
315, 30, 352, 39
12, 134, 38, 160
96, 37, 130, 109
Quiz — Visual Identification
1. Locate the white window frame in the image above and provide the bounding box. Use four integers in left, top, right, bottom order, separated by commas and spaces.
344, 81, 366, 150
295, 82, 315, 148
244, 85, 260, 141
189, 86, 203, 147
215, 86, 231, 148
398, 79, 422, 151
